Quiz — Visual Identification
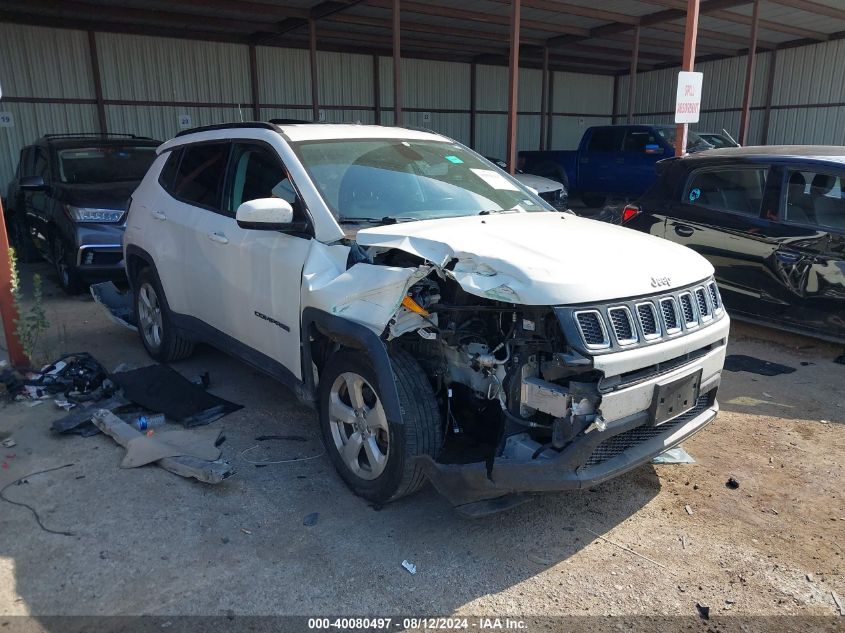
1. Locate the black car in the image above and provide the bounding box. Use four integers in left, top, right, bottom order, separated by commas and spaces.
622, 146, 845, 344
6, 133, 160, 292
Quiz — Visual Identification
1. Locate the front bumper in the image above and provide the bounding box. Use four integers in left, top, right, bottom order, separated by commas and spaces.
417, 372, 720, 510
74, 223, 125, 274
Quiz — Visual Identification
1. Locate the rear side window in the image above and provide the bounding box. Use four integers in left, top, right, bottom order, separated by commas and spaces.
33, 149, 49, 180
684, 167, 768, 216
623, 130, 658, 152
172, 143, 229, 209
586, 128, 625, 152
158, 148, 182, 192
785, 170, 845, 232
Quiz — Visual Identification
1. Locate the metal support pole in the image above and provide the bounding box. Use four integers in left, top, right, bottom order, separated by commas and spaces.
627, 26, 640, 124
506, 0, 520, 175
0, 198, 27, 368
393, 0, 402, 126
761, 48, 777, 145
87, 31, 107, 133
539, 46, 549, 150
470, 61, 477, 149
675, 0, 700, 157
249, 45, 260, 120
373, 54, 381, 125
546, 70, 554, 150
612, 75, 619, 124
309, 18, 319, 122
739, 0, 760, 145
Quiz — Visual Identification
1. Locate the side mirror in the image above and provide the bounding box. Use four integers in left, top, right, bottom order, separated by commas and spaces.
20, 175, 46, 191
644, 144, 662, 155
236, 198, 297, 231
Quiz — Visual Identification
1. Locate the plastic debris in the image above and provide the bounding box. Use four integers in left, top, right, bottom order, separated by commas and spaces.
652, 446, 695, 464
240, 528, 252, 535
685, 505, 694, 516
303, 512, 319, 527
1, 439, 15, 448
696, 602, 710, 620
401, 560, 417, 575
726, 477, 740, 490
54, 399, 76, 411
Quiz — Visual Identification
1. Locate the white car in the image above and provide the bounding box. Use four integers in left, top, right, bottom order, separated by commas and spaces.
124, 123, 729, 515
486, 157, 567, 209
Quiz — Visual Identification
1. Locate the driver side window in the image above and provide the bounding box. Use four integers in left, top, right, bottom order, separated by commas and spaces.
224, 143, 300, 216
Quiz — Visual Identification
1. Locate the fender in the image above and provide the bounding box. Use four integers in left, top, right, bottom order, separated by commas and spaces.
301, 307, 403, 425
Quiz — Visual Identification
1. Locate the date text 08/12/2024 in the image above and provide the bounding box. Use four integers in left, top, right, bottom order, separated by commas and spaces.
307, 617, 528, 630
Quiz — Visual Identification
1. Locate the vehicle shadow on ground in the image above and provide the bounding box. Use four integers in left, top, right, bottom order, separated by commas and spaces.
717, 321, 845, 426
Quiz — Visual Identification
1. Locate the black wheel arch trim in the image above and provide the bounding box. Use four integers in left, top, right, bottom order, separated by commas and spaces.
301, 307, 403, 425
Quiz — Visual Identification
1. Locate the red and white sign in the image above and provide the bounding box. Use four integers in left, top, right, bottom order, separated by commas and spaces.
675, 71, 703, 124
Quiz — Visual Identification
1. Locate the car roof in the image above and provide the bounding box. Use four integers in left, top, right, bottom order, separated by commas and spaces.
162, 122, 451, 152
38, 136, 160, 148
681, 145, 845, 165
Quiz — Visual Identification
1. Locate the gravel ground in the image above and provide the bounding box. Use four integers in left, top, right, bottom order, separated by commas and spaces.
0, 263, 843, 628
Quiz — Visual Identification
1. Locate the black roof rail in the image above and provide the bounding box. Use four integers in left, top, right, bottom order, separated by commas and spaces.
43, 132, 154, 140
175, 121, 280, 138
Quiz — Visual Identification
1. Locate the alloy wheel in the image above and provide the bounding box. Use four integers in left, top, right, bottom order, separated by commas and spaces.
328, 372, 390, 480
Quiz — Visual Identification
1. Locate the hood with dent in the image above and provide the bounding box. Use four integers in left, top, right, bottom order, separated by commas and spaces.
355, 212, 714, 305
514, 173, 564, 194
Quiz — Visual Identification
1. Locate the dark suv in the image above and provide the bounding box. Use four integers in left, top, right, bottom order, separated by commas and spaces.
6, 133, 160, 292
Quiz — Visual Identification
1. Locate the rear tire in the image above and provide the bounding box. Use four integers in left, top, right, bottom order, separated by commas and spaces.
318, 348, 441, 504
134, 267, 194, 362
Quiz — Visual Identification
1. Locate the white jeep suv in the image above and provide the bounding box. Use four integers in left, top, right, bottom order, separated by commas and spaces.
124, 122, 729, 514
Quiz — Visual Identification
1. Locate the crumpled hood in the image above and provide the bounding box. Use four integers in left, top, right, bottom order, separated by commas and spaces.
355, 212, 714, 305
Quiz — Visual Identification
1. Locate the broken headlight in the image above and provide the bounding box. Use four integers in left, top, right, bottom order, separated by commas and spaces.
65, 205, 125, 223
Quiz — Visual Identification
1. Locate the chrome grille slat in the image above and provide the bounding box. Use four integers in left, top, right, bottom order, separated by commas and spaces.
566, 279, 724, 352
575, 310, 609, 349
695, 287, 712, 320
636, 302, 660, 338
679, 292, 697, 326
660, 297, 680, 334
608, 306, 637, 345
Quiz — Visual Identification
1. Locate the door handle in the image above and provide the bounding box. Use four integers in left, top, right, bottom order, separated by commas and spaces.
152, 210, 166, 221
674, 224, 694, 238
208, 231, 229, 244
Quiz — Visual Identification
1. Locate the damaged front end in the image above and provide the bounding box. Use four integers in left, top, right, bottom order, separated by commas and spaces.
304, 223, 727, 516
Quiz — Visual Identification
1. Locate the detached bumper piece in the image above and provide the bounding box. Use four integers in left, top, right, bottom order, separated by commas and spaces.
417, 388, 718, 514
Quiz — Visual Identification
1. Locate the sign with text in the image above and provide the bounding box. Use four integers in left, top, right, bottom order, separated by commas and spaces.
0, 112, 13, 127
178, 113, 192, 129
675, 71, 703, 124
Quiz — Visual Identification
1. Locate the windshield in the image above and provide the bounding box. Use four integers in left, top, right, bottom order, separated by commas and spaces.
655, 128, 713, 152
58, 146, 158, 184
290, 139, 551, 223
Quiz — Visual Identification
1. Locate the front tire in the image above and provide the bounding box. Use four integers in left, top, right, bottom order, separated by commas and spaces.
9, 210, 41, 263
52, 236, 83, 294
318, 348, 442, 504
134, 267, 194, 362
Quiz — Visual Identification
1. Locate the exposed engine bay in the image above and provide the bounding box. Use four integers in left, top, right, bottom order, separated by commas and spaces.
374, 248, 604, 466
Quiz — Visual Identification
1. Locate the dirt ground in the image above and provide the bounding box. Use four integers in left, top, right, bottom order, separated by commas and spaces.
1, 263, 843, 628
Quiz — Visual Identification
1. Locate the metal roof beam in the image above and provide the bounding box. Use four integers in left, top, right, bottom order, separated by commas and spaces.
484, 0, 639, 24
363, 0, 590, 37
637, 0, 829, 40
768, 0, 845, 21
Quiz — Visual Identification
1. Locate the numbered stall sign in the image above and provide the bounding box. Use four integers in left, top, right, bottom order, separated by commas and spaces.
178, 114, 192, 129
0, 112, 14, 127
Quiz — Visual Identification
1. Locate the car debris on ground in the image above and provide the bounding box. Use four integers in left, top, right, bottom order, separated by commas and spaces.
401, 560, 417, 575
91, 410, 234, 484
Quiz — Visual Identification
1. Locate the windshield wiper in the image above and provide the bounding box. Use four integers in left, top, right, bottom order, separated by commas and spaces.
338, 216, 412, 225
